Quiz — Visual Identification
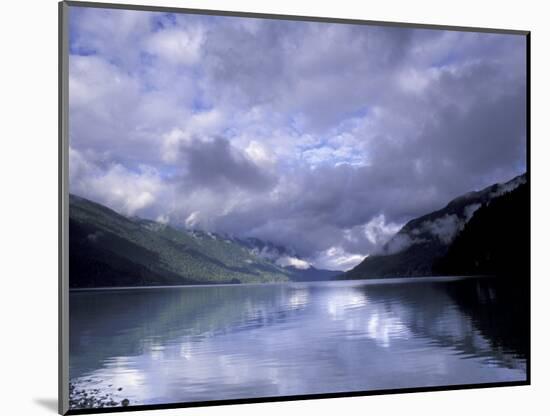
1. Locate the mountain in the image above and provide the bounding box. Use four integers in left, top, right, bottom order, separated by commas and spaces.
341, 174, 527, 280
69, 194, 339, 288
282, 266, 341, 282
433, 181, 529, 278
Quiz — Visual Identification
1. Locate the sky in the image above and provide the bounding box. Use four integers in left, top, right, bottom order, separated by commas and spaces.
68, 6, 527, 271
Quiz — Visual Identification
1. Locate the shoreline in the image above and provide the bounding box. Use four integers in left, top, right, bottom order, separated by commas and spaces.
69, 274, 494, 292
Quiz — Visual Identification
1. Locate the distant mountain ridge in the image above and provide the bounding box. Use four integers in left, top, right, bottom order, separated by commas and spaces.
232, 237, 340, 281
69, 195, 339, 288
69, 172, 527, 287
341, 173, 527, 279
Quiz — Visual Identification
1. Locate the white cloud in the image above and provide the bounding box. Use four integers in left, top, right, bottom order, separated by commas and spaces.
313, 246, 365, 271
275, 256, 311, 270
421, 214, 462, 244
70, 147, 166, 217
144, 27, 204, 65
383, 234, 423, 255
397, 68, 433, 94
68, 8, 527, 268
156, 214, 170, 224
160, 128, 191, 163
245, 141, 276, 167
185, 211, 201, 228
363, 215, 402, 246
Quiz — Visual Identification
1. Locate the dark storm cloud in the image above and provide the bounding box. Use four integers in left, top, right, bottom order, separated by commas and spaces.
206, 56, 526, 261
69, 8, 527, 269
200, 19, 423, 132
177, 136, 277, 192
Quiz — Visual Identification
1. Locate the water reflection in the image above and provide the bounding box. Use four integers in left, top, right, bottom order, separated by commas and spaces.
69, 278, 527, 408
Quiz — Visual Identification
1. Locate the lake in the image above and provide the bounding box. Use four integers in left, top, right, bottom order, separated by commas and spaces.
69, 277, 528, 409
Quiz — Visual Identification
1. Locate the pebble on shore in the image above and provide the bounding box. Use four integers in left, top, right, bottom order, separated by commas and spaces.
69, 382, 129, 409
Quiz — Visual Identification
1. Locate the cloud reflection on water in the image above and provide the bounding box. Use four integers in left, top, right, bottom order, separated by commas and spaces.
69, 278, 527, 408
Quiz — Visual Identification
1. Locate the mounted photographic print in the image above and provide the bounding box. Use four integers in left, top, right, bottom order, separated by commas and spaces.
59, 1, 530, 414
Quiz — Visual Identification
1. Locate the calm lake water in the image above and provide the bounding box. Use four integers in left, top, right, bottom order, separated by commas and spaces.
69, 277, 528, 408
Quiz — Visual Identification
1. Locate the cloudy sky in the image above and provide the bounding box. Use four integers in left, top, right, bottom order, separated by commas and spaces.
68, 6, 527, 271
